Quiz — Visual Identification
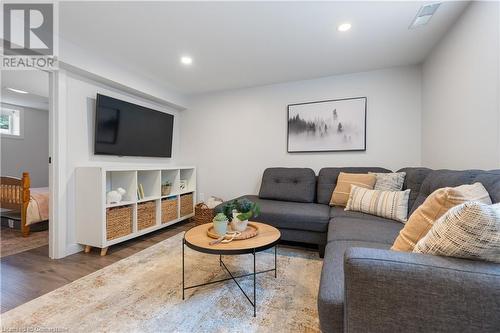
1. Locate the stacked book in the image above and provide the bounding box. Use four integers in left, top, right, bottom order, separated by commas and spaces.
137, 184, 145, 200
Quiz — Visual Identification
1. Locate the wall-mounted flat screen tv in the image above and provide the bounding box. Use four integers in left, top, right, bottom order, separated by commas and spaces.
94, 94, 174, 157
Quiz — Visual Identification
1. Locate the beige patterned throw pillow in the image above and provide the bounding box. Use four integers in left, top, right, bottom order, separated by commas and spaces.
414, 202, 500, 263
345, 185, 411, 223
370, 172, 406, 191
391, 183, 492, 252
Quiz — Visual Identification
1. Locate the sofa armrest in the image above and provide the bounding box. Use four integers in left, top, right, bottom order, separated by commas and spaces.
344, 247, 500, 333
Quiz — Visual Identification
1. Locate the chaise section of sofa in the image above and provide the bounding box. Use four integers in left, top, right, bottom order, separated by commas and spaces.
344, 248, 500, 333
223, 194, 330, 248
318, 168, 500, 333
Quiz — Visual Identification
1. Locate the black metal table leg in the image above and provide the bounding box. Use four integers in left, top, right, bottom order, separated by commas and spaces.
182, 245, 279, 316
253, 249, 256, 317
274, 245, 277, 278
182, 238, 185, 300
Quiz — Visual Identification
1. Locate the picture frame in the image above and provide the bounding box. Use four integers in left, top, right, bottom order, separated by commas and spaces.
287, 97, 367, 153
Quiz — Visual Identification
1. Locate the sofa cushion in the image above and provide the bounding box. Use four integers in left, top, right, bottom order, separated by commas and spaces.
409, 169, 484, 214
317, 167, 392, 205
318, 240, 390, 333
330, 206, 394, 223
237, 195, 330, 232
258, 167, 316, 203
397, 167, 433, 213
327, 216, 402, 244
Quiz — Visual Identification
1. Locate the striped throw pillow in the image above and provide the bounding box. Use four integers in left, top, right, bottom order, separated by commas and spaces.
345, 185, 411, 223
414, 202, 500, 263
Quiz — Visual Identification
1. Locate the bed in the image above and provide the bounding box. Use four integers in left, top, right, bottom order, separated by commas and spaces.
0, 172, 49, 237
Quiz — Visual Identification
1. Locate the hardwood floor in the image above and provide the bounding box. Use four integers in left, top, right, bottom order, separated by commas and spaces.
0, 219, 195, 313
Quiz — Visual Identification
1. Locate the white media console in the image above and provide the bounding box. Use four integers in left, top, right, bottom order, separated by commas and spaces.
75, 166, 196, 255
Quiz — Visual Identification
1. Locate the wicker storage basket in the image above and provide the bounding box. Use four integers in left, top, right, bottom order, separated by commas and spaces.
162, 197, 178, 224
137, 201, 156, 230
180, 193, 194, 217
106, 205, 133, 240
194, 197, 223, 226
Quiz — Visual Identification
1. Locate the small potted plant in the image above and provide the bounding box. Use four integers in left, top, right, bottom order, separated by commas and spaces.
212, 212, 229, 236
161, 181, 172, 196
223, 198, 260, 232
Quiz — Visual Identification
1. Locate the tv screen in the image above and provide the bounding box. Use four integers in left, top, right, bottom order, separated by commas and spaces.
94, 94, 174, 157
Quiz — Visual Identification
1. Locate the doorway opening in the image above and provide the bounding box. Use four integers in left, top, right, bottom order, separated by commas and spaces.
1, 69, 51, 258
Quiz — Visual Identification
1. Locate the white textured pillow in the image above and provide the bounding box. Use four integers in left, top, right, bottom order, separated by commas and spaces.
370, 172, 406, 191
413, 201, 500, 263
345, 185, 410, 223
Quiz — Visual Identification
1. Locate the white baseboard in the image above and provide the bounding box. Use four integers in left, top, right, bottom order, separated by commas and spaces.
65, 243, 84, 257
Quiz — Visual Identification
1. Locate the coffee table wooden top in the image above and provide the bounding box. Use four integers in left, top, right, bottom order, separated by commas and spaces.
184, 222, 281, 255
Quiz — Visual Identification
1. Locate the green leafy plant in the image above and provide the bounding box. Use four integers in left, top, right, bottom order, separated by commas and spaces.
221, 198, 260, 221
162, 180, 172, 186
222, 200, 238, 220
213, 212, 228, 222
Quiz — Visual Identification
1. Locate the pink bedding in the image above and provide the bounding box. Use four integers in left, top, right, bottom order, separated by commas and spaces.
27, 187, 49, 225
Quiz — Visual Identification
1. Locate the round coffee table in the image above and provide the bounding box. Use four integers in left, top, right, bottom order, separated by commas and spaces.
182, 222, 281, 317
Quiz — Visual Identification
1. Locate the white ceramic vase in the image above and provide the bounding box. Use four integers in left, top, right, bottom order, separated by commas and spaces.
231, 210, 248, 232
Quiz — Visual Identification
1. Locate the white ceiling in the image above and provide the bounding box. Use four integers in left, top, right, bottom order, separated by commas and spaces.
60, 1, 469, 95
1, 70, 49, 110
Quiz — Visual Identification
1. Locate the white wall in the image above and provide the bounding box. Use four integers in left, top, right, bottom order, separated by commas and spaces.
180, 66, 422, 201
63, 71, 182, 253
422, 1, 500, 169
1, 103, 49, 187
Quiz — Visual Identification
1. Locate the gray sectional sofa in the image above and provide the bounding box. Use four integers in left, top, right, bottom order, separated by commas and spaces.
218, 167, 500, 332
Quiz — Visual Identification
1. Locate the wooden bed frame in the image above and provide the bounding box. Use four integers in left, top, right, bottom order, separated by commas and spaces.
0, 172, 31, 237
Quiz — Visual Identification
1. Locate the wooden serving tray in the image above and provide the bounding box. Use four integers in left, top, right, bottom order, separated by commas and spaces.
207, 222, 259, 240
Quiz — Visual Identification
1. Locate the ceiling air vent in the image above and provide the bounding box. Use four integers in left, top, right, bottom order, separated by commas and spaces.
409, 2, 441, 29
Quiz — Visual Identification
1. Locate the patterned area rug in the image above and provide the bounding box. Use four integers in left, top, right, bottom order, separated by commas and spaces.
0, 228, 49, 258
1, 233, 322, 332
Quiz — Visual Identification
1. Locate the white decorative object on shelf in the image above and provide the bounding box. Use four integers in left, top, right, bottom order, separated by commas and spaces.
106, 187, 126, 204
179, 180, 188, 191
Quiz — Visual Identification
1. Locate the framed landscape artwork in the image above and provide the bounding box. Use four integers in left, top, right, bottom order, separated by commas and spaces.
287, 97, 367, 153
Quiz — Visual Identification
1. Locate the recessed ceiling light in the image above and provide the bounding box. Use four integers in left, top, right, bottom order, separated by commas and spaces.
337, 23, 352, 32
180, 56, 193, 65
6, 87, 28, 94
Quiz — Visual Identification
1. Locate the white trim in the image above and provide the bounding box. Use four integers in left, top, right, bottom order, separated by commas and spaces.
48, 70, 68, 259
65, 243, 83, 257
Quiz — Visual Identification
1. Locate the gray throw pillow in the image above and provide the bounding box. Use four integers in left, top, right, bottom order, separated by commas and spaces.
370, 172, 406, 191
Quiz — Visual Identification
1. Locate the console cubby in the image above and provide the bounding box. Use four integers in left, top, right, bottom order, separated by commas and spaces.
137, 170, 161, 201
105, 171, 137, 206
180, 168, 196, 193
161, 169, 180, 196
76, 166, 196, 251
